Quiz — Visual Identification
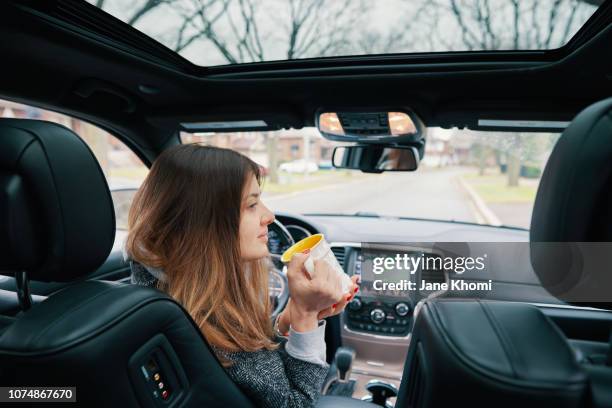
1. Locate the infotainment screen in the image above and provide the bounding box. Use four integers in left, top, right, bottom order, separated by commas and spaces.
355, 246, 448, 299
357, 250, 422, 299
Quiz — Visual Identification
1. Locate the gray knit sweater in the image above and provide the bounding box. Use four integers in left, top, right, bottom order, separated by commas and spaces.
130, 261, 329, 407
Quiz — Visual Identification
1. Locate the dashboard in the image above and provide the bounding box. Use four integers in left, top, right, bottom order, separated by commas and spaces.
267, 212, 560, 338
266, 213, 607, 391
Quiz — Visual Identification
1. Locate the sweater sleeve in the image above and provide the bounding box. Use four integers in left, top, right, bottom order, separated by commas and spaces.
285, 320, 327, 366
219, 343, 329, 408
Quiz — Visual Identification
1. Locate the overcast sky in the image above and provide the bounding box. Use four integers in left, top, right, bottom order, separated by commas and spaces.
93, 0, 598, 66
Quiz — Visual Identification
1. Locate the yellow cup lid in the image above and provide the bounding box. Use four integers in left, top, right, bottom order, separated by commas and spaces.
280, 233, 323, 263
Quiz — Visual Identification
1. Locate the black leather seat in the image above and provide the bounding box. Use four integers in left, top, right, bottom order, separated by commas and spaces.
0, 119, 254, 407
530, 96, 612, 244
396, 299, 587, 408
396, 98, 612, 408
530, 97, 612, 307
0, 118, 373, 407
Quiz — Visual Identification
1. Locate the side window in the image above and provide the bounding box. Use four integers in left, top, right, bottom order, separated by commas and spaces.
0, 99, 148, 232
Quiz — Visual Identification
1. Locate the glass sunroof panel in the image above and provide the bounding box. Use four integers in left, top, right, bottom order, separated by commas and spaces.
90, 0, 601, 67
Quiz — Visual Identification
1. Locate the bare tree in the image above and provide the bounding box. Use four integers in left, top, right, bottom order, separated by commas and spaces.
162, 0, 371, 63
92, 0, 597, 185
430, 0, 596, 52
94, 0, 599, 61
427, 0, 596, 185
265, 132, 279, 183
94, 0, 180, 26
282, 0, 367, 59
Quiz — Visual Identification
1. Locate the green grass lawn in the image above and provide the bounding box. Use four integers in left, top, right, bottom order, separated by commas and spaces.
462, 172, 538, 203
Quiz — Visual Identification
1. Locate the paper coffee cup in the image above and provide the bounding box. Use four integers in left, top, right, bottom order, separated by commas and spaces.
281, 233, 352, 293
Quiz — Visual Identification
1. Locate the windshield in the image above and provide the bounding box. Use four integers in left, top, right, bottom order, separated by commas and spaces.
182, 128, 560, 229
91, 0, 599, 67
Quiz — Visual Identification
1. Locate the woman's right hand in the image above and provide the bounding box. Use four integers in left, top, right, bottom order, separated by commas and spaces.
286, 252, 344, 331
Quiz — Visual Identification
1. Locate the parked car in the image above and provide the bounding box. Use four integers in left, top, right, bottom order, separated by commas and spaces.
317, 160, 333, 170
279, 159, 318, 173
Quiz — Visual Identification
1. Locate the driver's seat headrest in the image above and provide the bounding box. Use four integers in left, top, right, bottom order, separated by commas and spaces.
531, 97, 612, 241
0, 119, 115, 282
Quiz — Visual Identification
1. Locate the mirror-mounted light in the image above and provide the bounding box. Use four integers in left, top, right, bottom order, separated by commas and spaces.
319, 112, 345, 136
316, 109, 422, 143
388, 112, 416, 135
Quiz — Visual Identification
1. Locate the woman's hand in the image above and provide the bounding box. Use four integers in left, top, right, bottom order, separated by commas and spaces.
286, 253, 344, 332
317, 275, 360, 320
277, 275, 360, 334
284, 253, 359, 332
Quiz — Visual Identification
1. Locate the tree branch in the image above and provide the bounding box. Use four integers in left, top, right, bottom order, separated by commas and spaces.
128, 0, 170, 26
449, 0, 483, 50
561, 0, 579, 44
544, 0, 563, 48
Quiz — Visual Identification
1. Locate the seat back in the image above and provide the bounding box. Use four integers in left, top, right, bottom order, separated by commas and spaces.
396, 299, 587, 408
0, 119, 254, 407
396, 98, 612, 407
529, 97, 612, 307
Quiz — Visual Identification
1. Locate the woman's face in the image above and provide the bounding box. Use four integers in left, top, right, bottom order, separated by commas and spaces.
239, 174, 275, 261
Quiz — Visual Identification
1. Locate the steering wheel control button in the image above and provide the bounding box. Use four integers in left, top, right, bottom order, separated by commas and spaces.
395, 302, 410, 317
161, 390, 169, 400
370, 308, 386, 324
153, 373, 160, 382
158, 382, 164, 389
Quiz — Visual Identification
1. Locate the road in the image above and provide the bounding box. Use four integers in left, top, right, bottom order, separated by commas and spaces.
263, 167, 479, 223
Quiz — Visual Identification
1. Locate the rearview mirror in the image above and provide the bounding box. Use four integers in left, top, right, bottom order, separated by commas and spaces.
332, 145, 419, 173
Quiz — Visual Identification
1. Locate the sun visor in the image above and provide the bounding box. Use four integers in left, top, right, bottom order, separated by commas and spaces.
147, 107, 303, 133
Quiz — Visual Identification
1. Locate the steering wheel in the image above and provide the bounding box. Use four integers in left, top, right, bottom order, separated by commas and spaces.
268, 219, 294, 320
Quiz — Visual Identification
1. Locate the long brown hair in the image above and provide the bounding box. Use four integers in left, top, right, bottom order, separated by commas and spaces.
126, 144, 277, 363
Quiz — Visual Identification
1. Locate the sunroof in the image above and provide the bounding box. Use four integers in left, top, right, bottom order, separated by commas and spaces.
90, 0, 601, 67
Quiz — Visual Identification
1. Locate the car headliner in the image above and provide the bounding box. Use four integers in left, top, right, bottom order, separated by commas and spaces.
0, 0, 610, 164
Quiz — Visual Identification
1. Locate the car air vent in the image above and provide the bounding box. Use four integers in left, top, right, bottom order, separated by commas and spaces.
331, 246, 346, 269
420, 253, 446, 284
406, 343, 427, 408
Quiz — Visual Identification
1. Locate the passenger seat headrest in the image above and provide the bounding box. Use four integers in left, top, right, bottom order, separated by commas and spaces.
0, 119, 115, 282
531, 97, 612, 242
530, 97, 612, 307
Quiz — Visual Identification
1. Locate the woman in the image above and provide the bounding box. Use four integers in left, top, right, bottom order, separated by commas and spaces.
124, 144, 359, 407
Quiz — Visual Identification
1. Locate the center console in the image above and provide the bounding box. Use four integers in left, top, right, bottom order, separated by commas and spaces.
345, 283, 413, 337
346, 297, 412, 336
331, 243, 448, 404
343, 247, 439, 337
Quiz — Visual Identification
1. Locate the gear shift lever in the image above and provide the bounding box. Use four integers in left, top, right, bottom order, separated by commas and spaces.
321, 347, 356, 395
335, 347, 356, 382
